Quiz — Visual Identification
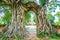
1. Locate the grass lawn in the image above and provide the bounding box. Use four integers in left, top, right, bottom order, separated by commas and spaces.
49, 38, 60, 40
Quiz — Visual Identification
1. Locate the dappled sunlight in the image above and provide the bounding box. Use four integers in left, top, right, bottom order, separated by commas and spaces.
25, 25, 40, 40
26, 25, 36, 34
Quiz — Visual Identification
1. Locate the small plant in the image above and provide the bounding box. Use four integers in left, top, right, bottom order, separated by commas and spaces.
13, 34, 23, 40
37, 30, 47, 38
0, 34, 7, 40
49, 32, 60, 39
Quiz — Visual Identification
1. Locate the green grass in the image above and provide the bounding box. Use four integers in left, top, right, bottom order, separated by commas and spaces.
0, 34, 7, 40
48, 33, 60, 40
37, 30, 60, 40
13, 34, 23, 40
49, 37, 60, 40
0, 34, 23, 40
37, 30, 47, 37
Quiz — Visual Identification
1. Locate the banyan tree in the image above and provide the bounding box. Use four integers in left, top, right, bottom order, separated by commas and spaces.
0, 0, 53, 38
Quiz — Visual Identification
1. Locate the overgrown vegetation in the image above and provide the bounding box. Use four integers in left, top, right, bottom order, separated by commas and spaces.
37, 30, 47, 37
0, 0, 60, 40
0, 34, 23, 40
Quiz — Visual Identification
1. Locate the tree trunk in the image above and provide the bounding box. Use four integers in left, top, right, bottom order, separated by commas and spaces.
37, 8, 53, 35
3, 1, 53, 38
4, 4, 26, 38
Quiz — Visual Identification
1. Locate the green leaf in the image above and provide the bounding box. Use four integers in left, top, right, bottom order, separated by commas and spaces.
46, 13, 55, 23
24, 0, 30, 3
55, 12, 60, 17
25, 11, 31, 24
39, 0, 45, 7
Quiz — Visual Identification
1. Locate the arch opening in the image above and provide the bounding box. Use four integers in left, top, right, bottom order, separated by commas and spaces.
25, 11, 37, 35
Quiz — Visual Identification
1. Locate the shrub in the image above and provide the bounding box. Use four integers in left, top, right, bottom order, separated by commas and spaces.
37, 30, 47, 38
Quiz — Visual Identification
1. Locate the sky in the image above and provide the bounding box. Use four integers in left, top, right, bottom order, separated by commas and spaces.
0, 7, 4, 18
52, 6, 60, 22
36, 0, 40, 5
0, 12, 4, 18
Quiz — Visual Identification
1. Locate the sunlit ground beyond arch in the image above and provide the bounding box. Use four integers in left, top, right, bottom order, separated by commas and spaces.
25, 11, 37, 35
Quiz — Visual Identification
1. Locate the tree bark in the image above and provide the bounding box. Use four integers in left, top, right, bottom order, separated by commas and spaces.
37, 7, 53, 35
4, 3, 26, 38
3, 1, 53, 38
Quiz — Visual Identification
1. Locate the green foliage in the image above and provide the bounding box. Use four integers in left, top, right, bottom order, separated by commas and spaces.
24, 0, 29, 3
46, 13, 55, 23
39, 0, 45, 7
49, 33, 60, 39
0, 18, 4, 25
23, 0, 36, 4
48, 0, 57, 12
0, 6, 12, 25
0, 34, 23, 40
0, 34, 7, 40
55, 12, 60, 18
0, 0, 5, 6
13, 34, 23, 40
37, 30, 47, 37
25, 11, 31, 24
25, 11, 37, 24
53, 20, 60, 27
33, 15, 36, 23
3, 10, 12, 25
53, 12, 60, 27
